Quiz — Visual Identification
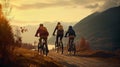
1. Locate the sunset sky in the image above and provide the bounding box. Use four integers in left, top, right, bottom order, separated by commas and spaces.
0, 0, 120, 44
0, 0, 120, 26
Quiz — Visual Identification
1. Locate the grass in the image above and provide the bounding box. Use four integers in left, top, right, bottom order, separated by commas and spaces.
0, 47, 62, 67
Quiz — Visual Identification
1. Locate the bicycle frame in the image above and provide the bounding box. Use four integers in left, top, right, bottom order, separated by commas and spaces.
68, 37, 76, 55
55, 37, 63, 54
38, 38, 48, 56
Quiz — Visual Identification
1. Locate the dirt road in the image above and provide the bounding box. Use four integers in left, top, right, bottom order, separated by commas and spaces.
48, 51, 120, 67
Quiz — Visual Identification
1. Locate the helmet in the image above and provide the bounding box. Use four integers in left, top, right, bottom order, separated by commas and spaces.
39, 24, 43, 26
69, 26, 72, 28
57, 22, 60, 25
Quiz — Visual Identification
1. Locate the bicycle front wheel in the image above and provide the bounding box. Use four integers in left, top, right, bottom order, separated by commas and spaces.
60, 42, 63, 54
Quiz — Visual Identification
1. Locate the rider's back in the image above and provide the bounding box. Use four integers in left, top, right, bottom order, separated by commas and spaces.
38, 26, 49, 37
65, 26, 76, 37
57, 24, 63, 30
56, 24, 64, 35
68, 29, 75, 36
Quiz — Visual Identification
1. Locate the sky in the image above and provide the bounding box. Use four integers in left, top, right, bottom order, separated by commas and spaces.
0, 0, 120, 44
0, 0, 120, 26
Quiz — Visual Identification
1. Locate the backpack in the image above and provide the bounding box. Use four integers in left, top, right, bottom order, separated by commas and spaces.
57, 24, 63, 31
41, 27, 47, 31
39, 27, 49, 36
69, 29, 75, 36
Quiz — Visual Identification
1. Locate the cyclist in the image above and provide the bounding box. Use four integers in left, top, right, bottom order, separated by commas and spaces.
35, 24, 49, 54
65, 26, 76, 52
53, 22, 64, 52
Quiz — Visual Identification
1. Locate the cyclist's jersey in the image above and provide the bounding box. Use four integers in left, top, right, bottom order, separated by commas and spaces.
57, 24, 63, 31
57, 30, 64, 35
53, 24, 64, 35
36, 26, 49, 37
65, 28, 76, 37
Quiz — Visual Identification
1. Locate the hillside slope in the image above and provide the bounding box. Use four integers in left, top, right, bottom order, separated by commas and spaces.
74, 6, 120, 51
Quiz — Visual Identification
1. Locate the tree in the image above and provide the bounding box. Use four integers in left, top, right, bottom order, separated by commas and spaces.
1, 0, 13, 20
78, 37, 90, 51
0, 3, 15, 65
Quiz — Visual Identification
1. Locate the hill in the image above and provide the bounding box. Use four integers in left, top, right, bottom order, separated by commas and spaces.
74, 6, 120, 51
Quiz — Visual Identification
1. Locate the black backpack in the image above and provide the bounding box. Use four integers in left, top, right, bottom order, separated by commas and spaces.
69, 29, 75, 35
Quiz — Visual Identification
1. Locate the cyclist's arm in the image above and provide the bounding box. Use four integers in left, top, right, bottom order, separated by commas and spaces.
53, 26, 57, 35
65, 31, 69, 37
35, 29, 39, 37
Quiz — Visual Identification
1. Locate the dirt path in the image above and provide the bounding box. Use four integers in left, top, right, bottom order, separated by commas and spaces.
48, 51, 120, 67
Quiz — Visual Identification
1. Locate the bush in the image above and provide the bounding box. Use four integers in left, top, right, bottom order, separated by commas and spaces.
0, 4, 15, 65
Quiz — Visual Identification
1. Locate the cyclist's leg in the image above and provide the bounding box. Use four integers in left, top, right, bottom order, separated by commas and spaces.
60, 34, 63, 44
38, 38, 42, 54
39, 37, 42, 44
68, 38, 72, 52
55, 35, 60, 53
71, 38, 76, 55
44, 37, 49, 53
59, 30, 64, 46
72, 38, 76, 51
60, 34, 63, 53
71, 38, 74, 50
38, 42, 40, 52
56, 35, 59, 47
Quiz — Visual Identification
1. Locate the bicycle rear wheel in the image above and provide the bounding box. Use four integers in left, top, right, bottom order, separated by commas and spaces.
73, 43, 76, 55
69, 39, 76, 55
55, 42, 58, 53
43, 44, 48, 56
38, 43, 42, 54
59, 42, 63, 54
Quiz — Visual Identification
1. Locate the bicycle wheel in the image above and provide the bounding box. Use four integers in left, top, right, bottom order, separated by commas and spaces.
69, 40, 72, 53
56, 42, 60, 53
38, 43, 41, 53
43, 44, 48, 56
60, 42, 63, 54
73, 43, 76, 55
69, 39, 75, 55
55, 42, 58, 53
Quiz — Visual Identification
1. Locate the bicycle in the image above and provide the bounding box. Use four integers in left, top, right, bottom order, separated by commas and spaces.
54, 36, 64, 54
38, 38, 48, 56
67, 36, 76, 55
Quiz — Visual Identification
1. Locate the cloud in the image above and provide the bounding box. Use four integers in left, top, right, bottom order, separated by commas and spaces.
11, 19, 40, 24
12, 1, 72, 9
99, 0, 120, 11
12, 0, 120, 12
14, 3, 54, 9
70, 0, 105, 5
85, 3, 99, 9
12, 0, 103, 10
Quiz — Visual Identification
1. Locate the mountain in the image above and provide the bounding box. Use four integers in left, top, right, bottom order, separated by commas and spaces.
74, 6, 120, 51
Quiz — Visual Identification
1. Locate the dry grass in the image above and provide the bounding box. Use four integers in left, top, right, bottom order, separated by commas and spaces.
0, 47, 62, 67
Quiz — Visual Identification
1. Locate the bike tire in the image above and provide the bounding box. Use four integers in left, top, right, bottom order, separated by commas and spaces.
73, 44, 76, 55
59, 42, 63, 54
43, 44, 48, 56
